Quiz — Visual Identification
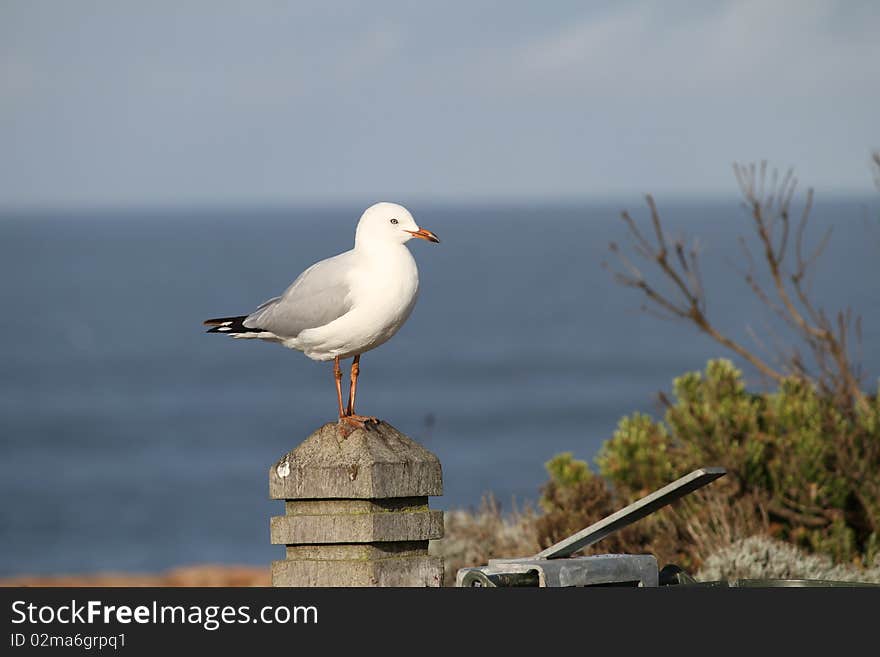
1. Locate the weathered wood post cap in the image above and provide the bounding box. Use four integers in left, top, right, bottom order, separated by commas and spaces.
269, 421, 444, 587
270, 421, 442, 499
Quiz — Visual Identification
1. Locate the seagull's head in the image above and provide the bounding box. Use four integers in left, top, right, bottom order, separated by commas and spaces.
355, 202, 440, 248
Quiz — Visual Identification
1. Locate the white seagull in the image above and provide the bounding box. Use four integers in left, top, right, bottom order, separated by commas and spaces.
204, 202, 439, 429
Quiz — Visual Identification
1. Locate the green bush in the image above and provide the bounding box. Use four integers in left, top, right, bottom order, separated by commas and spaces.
542, 359, 880, 568
542, 453, 593, 495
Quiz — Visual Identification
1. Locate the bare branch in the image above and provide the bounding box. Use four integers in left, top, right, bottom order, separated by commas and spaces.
608, 160, 870, 411
619, 211, 654, 256
647, 195, 667, 257
608, 192, 784, 384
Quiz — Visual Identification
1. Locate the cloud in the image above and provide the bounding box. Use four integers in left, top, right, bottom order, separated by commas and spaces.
485, 0, 880, 97
0, 1, 877, 208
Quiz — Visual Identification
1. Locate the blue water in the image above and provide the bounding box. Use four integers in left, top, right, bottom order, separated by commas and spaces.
1, 199, 877, 575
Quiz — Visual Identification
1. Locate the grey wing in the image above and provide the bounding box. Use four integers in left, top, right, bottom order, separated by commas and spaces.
242, 251, 355, 338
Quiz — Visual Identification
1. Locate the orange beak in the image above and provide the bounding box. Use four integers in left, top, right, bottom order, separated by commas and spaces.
405, 228, 440, 243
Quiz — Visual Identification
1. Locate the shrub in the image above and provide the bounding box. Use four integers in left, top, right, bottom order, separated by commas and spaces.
541, 359, 880, 568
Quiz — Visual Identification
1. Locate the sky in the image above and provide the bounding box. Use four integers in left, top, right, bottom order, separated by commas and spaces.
1, 0, 878, 209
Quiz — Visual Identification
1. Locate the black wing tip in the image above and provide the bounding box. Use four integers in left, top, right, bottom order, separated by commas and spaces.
204, 315, 248, 333
203, 315, 271, 336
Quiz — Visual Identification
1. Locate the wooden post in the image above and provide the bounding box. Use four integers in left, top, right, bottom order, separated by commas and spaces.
269, 421, 444, 587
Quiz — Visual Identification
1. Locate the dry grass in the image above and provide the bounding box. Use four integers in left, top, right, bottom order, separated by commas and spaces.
430, 496, 540, 586
697, 535, 880, 583
667, 487, 770, 567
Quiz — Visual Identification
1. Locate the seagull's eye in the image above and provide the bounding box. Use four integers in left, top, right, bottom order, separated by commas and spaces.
390, 218, 399, 225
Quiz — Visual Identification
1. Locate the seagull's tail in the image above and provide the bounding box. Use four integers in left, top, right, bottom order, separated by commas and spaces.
203, 315, 276, 339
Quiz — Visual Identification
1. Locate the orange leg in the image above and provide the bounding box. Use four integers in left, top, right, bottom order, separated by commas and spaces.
346, 354, 360, 416
333, 356, 345, 419
339, 354, 378, 429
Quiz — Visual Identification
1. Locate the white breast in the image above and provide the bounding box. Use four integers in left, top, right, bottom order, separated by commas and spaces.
292, 245, 420, 360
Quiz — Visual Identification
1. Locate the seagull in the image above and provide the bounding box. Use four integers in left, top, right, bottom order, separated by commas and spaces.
204, 202, 439, 429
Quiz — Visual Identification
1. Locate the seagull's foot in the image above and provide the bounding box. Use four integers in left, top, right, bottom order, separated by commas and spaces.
339, 414, 380, 430
336, 414, 380, 438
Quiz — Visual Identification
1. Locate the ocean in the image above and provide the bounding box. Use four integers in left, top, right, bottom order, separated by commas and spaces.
1, 198, 877, 575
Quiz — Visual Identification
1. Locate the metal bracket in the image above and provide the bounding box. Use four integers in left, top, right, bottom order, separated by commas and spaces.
457, 554, 659, 587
